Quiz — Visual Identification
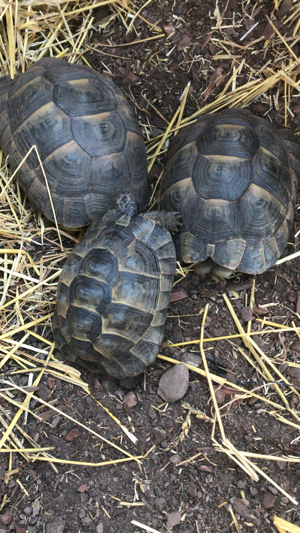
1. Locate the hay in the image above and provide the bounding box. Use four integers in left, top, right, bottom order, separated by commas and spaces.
0, 0, 299, 521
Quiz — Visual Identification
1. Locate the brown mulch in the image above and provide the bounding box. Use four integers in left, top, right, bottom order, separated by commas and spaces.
1, 1, 300, 533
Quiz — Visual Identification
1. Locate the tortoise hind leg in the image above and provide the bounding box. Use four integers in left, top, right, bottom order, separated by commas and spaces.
119, 374, 142, 390
194, 258, 233, 278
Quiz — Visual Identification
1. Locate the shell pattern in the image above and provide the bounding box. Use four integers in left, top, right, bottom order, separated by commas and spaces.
159, 109, 300, 274
0, 57, 149, 227
53, 205, 177, 379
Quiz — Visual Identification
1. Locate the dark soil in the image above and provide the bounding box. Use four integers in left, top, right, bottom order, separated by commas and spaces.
1, 1, 300, 533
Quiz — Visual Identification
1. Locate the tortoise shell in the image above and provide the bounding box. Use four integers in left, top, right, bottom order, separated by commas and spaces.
0, 57, 149, 227
53, 194, 178, 379
159, 109, 300, 275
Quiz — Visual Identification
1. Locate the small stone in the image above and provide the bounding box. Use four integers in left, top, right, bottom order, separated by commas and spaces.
123, 392, 138, 408
47, 377, 56, 389
32, 502, 40, 517
181, 353, 201, 367
268, 486, 278, 495
198, 465, 213, 473
77, 401, 85, 414
37, 383, 51, 402
289, 367, 300, 379
147, 406, 157, 420
1, 509, 13, 525
96, 523, 104, 533
164, 24, 175, 36
51, 415, 61, 428
214, 389, 226, 404
45, 517, 66, 533
230, 498, 250, 518
170, 287, 188, 302
37, 409, 56, 423
248, 397, 258, 406
171, 324, 183, 343
157, 364, 189, 403
177, 33, 192, 51
169, 454, 181, 465
250, 487, 258, 496
23, 506, 32, 516
78, 483, 88, 493
188, 481, 197, 498
65, 428, 81, 441
78, 510, 86, 519
81, 516, 92, 526
292, 341, 300, 353
15, 526, 26, 533
276, 460, 286, 471
155, 497, 166, 511
241, 307, 253, 322
166, 511, 181, 528
237, 481, 246, 489
225, 372, 236, 384
263, 491, 276, 509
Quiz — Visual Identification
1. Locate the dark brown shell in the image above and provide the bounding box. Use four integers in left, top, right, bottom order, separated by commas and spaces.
0, 57, 149, 227
159, 109, 300, 274
53, 205, 176, 379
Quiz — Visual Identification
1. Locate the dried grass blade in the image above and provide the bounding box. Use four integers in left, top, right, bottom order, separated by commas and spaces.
0, 270, 61, 312
34, 455, 143, 467
275, 251, 300, 265
0, 313, 53, 342
267, 16, 298, 60
200, 304, 225, 440
247, 335, 299, 397
274, 515, 300, 533
131, 520, 162, 533
0, 380, 137, 460
223, 293, 288, 405
147, 85, 190, 172
84, 389, 138, 444
157, 354, 285, 410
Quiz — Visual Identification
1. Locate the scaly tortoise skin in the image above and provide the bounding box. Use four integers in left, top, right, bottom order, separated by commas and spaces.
0, 58, 149, 227
53, 193, 180, 379
159, 109, 300, 276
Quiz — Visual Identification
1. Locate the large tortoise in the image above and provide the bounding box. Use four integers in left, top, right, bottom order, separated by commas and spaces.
0, 58, 149, 227
53, 193, 180, 380
159, 109, 300, 277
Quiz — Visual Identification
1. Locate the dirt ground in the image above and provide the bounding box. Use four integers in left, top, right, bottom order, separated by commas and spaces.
1, 1, 300, 532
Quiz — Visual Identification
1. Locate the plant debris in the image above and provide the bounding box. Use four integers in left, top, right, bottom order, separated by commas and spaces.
0, 0, 300, 531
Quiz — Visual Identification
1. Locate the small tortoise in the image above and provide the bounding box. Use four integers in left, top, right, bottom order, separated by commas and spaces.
159, 109, 300, 277
0, 58, 149, 227
53, 193, 180, 380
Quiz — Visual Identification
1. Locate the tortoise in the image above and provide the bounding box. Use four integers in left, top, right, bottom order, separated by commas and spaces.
0, 57, 149, 227
159, 108, 300, 277
53, 193, 180, 380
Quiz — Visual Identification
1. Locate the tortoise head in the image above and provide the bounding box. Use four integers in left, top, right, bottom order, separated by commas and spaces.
116, 192, 138, 216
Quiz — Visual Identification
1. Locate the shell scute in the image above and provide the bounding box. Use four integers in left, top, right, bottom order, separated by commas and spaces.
54, 206, 176, 378
159, 109, 299, 273
0, 57, 149, 227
